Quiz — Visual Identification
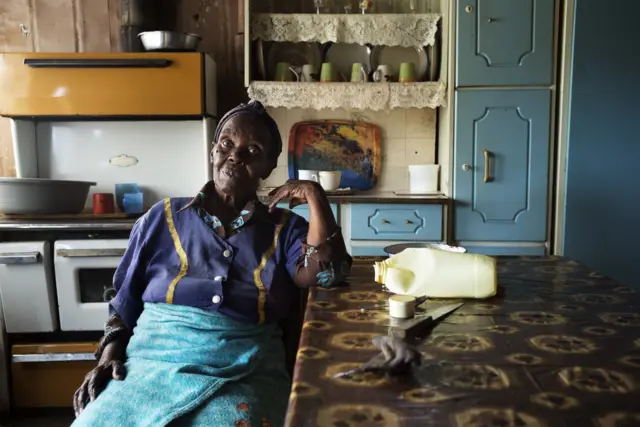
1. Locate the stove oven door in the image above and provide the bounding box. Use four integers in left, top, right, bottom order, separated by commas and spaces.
0, 242, 58, 333
54, 239, 128, 331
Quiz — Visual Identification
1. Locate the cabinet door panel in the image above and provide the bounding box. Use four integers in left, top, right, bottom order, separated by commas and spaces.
454, 90, 551, 241
456, 0, 555, 86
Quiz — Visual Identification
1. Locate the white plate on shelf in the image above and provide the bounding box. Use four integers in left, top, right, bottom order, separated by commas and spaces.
324, 43, 372, 81
371, 45, 429, 81
266, 42, 322, 80
255, 39, 267, 80
427, 41, 440, 81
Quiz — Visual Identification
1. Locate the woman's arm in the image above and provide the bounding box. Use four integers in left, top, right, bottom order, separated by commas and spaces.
74, 214, 152, 416
108, 214, 151, 330
305, 187, 338, 245
270, 181, 352, 288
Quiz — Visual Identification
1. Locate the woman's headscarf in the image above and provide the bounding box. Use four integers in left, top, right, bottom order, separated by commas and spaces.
213, 100, 282, 167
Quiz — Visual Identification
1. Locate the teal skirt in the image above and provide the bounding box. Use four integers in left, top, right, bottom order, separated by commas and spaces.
72, 303, 291, 427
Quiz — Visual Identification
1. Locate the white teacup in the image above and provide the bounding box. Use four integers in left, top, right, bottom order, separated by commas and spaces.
298, 169, 319, 182
373, 65, 392, 83
319, 171, 342, 191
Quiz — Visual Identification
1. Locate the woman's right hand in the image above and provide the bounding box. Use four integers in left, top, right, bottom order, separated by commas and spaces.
73, 341, 127, 417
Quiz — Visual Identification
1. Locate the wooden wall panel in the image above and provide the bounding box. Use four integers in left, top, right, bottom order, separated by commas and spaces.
175, 0, 247, 115
32, 0, 77, 52
0, 0, 36, 52
76, 0, 111, 51
108, 0, 121, 50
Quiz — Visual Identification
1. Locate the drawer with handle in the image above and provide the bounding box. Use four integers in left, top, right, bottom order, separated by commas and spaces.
350, 204, 443, 241
0, 241, 58, 333
11, 342, 97, 408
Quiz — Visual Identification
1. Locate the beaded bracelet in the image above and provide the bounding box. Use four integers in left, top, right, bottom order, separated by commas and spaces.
94, 326, 129, 360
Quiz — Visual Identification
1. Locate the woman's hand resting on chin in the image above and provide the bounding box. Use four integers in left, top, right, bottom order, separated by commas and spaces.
267, 179, 327, 211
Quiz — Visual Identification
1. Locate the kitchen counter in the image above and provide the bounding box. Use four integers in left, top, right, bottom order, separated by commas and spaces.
257, 190, 451, 205
0, 193, 452, 231
285, 256, 640, 427
0, 219, 136, 231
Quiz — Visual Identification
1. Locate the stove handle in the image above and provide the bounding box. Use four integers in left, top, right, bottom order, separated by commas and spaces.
12, 353, 96, 363
56, 248, 126, 258
0, 252, 41, 265
23, 58, 173, 69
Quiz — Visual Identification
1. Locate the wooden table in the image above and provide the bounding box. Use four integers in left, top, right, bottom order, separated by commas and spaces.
284, 257, 640, 427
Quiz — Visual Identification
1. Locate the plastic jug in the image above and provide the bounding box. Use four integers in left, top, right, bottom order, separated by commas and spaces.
373, 248, 497, 298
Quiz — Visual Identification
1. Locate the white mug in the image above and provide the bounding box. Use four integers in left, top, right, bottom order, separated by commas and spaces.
373, 65, 392, 83
301, 64, 316, 82
292, 64, 316, 82
319, 171, 342, 191
298, 169, 319, 182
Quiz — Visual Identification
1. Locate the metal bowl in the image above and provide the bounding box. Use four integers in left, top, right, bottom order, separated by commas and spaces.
383, 242, 467, 255
0, 178, 96, 215
138, 31, 201, 52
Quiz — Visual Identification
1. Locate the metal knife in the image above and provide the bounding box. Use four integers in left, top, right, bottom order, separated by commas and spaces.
388, 302, 464, 340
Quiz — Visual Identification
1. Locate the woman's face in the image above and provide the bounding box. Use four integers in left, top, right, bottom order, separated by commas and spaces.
211, 114, 274, 195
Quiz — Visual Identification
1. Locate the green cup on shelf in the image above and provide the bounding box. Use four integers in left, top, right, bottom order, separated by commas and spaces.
351, 63, 367, 82
274, 62, 294, 81
320, 63, 336, 82
399, 62, 417, 83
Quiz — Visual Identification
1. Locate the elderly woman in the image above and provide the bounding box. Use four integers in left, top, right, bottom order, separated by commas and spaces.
72, 101, 416, 427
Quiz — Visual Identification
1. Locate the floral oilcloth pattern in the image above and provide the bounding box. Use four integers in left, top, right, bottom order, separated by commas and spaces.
285, 257, 640, 427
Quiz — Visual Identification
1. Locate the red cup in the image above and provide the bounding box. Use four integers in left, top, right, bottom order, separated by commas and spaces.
93, 193, 116, 215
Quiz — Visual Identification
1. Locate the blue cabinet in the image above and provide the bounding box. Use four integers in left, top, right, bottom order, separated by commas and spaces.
456, 0, 555, 87
350, 204, 443, 241
454, 90, 551, 241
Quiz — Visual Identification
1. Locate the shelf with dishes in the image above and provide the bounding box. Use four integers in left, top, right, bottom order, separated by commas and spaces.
245, 12, 445, 109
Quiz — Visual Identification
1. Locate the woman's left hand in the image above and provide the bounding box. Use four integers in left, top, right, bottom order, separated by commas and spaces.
268, 180, 326, 210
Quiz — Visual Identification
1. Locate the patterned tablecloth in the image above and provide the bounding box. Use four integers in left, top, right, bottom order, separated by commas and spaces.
284, 256, 640, 427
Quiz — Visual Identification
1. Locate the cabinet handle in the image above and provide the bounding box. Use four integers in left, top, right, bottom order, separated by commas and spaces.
462, 164, 472, 171
0, 252, 40, 265
12, 353, 96, 363
487, 17, 496, 22
381, 219, 391, 224
405, 220, 414, 225
483, 150, 494, 183
56, 248, 126, 258
23, 58, 173, 69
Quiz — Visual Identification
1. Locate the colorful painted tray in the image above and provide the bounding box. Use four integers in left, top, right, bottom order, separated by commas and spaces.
288, 120, 381, 190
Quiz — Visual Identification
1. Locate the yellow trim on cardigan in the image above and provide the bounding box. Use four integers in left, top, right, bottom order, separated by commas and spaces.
164, 198, 189, 304
253, 210, 291, 324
